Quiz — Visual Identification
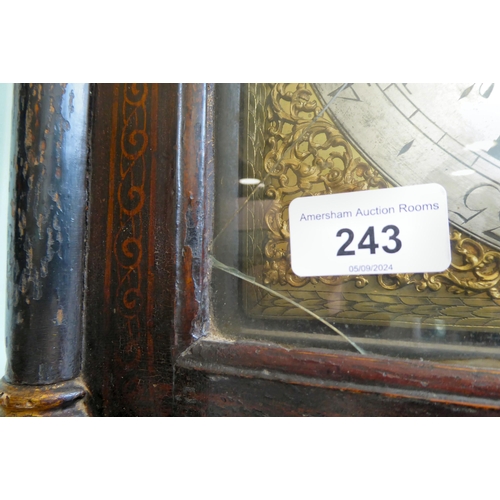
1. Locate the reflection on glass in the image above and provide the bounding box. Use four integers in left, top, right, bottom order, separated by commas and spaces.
211, 84, 500, 368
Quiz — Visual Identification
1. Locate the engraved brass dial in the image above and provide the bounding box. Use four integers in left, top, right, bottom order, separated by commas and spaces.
314, 83, 500, 251
240, 84, 500, 332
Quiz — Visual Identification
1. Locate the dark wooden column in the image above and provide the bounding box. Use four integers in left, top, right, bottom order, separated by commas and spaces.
0, 84, 90, 416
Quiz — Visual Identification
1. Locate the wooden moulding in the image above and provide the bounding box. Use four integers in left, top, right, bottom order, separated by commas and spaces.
177, 339, 500, 412
173, 83, 215, 355
0, 378, 90, 417
82, 83, 214, 415
172, 364, 500, 417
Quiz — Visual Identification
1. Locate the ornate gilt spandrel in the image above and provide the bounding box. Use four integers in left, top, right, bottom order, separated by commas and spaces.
241, 84, 500, 334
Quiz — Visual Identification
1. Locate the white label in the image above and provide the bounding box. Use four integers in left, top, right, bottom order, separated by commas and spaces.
289, 184, 451, 277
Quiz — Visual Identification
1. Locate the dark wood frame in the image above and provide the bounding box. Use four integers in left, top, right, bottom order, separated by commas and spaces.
3, 83, 500, 416
173, 83, 500, 416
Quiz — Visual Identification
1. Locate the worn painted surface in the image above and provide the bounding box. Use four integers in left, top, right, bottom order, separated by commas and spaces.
5, 84, 89, 385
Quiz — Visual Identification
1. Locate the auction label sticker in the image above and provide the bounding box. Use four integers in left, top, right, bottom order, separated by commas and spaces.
289, 184, 451, 277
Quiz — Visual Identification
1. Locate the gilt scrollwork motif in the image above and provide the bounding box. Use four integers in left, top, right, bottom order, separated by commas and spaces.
379, 231, 500, 299
113, 84, 149, 365
262, 83, 386, 288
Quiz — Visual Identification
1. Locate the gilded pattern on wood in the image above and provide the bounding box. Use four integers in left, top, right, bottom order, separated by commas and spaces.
115, 85, 148, 365
102, 84, 160, 410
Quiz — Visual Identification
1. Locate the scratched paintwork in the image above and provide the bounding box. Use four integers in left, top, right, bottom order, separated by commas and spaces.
5, 84, 89, 385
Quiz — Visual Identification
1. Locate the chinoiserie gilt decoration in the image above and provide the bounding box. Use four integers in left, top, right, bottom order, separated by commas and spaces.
242, 83, 500, 331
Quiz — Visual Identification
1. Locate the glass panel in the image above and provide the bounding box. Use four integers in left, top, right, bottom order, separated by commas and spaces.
211, 83, 500, 368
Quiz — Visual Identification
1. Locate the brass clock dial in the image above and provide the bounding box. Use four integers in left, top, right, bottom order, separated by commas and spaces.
237, 83, 500, 336
314, 83, 500, 251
